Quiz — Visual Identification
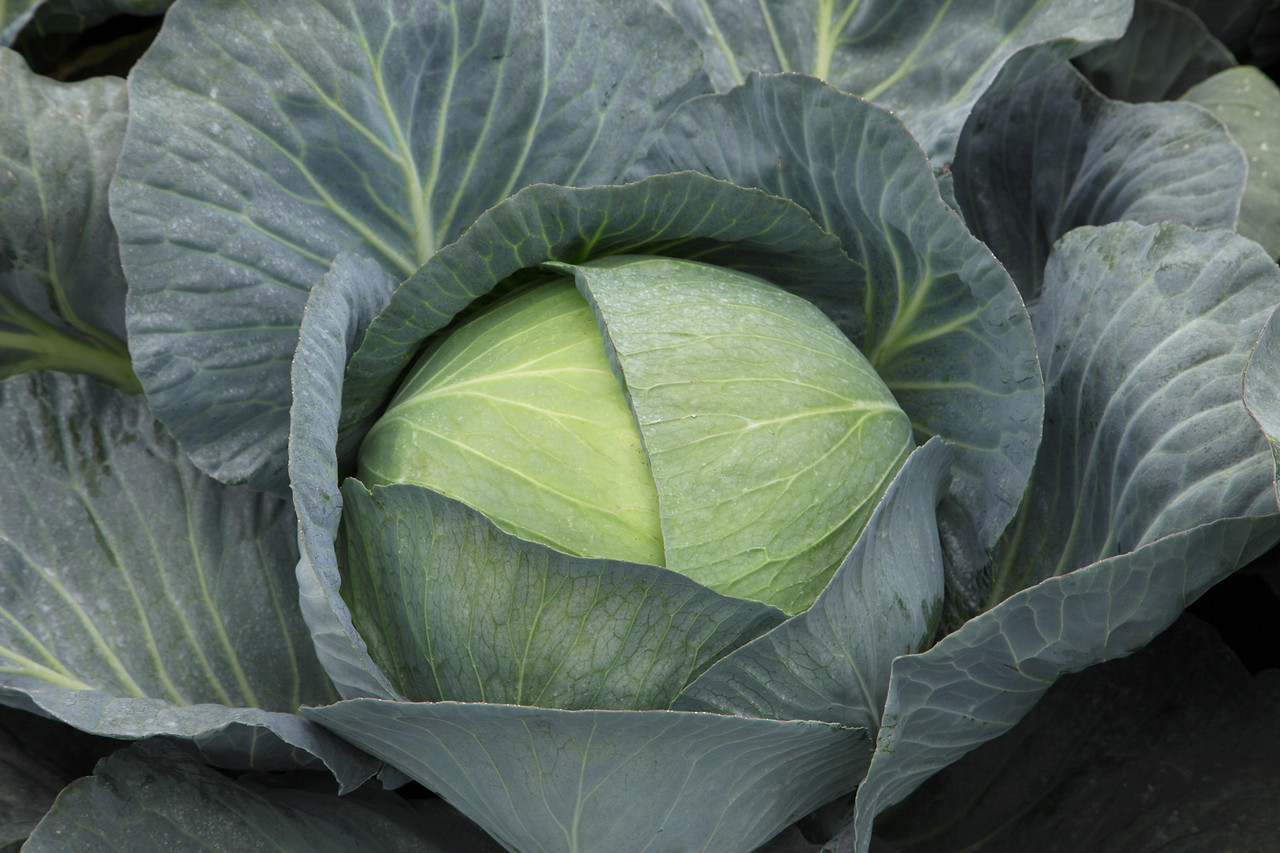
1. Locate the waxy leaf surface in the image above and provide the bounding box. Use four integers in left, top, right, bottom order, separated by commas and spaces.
24, 740, 466, 853
112, 0, 708, 494
0, 372, 370, 786
306, 700, 871, 853
659, 0, 1131, 161
338, 479, 783, 710
992, 222, 1278, 597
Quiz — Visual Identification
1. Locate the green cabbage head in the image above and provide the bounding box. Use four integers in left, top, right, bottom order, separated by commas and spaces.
357, 255, 913, 615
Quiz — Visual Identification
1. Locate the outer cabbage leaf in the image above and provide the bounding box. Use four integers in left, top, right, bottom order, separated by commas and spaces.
1183, 66, 1280, 259
338, 479, 783, 710
0, 372, 372, 788
658, 0, 1132, 162
111, 0, 708, 495
24, 739, 476, 853
341, 173, 861, 469
953, 63, 1246, 299
640, 74, 1042, 554
1074, 0, 1235, 101
673, 438, 949, 733
304, 700, 871, 853
829, 221, 1280, 852
991, 221, 1278, 598
0, 48, 136, 392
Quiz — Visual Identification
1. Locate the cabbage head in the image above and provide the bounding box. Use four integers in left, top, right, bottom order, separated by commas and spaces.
356, 256, 914, 616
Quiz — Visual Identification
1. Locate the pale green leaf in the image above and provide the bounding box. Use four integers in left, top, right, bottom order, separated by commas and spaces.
1183, 66, 1280, 259
674, 439, 949, 733
641, 74, 1043, 554
568, 255, 913, 614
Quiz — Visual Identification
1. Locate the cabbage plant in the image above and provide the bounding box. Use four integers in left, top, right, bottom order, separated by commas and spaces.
3, 0, 1280, 850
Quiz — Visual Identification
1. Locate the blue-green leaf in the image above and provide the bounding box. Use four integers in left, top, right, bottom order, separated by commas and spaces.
659, 0, 1132, 162
305, 700, 871, 853
1074, 0, 1235, 101
111, 0, 708, 494
991, 222, 1279, 600
674, 439, 949, 733
642, 74, 1043, 554
0, 48, 136, 393
835, 220, 1280, 852
953, 63, 1247, 299
0, 372, 370, 787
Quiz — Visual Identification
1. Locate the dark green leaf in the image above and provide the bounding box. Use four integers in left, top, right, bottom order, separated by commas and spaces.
24, 740, 460, 853
953, 63, 1247, 299
1074, 0, 1235, 101
843, 513, 1280, 852
0, 706, 118, 847
873, 615, 1280, 852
